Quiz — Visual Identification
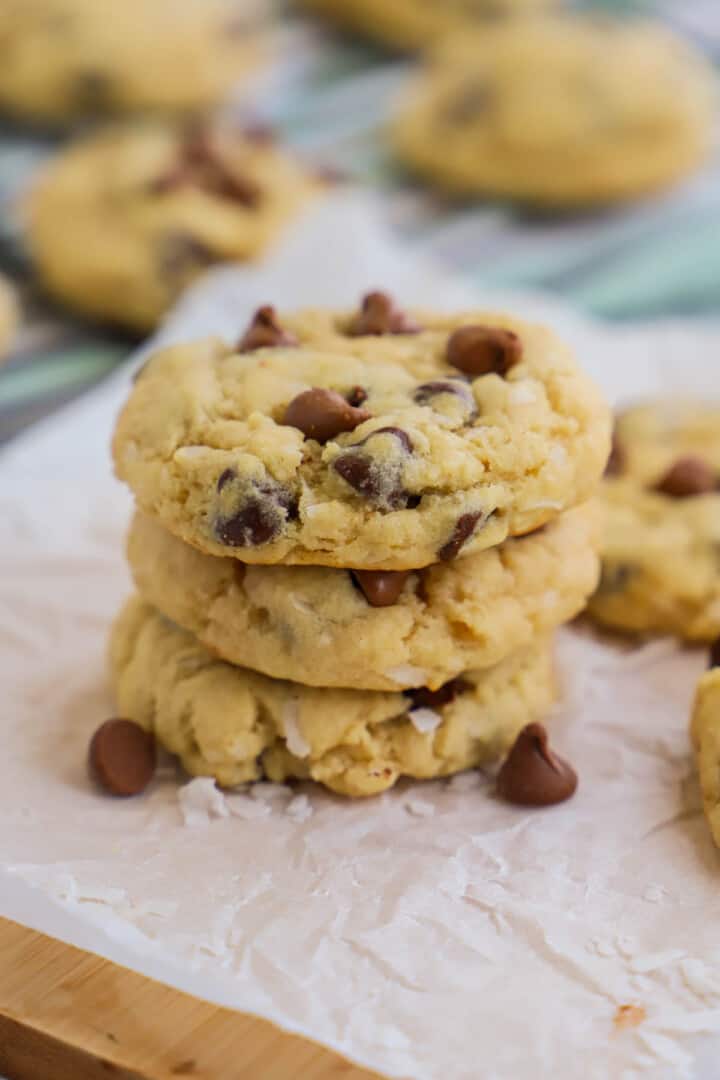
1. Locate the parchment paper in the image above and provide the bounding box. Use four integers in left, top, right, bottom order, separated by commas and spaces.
2, 193, 720, 1080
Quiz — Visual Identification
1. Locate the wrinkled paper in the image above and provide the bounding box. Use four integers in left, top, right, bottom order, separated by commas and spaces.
2, 193, 720, 1079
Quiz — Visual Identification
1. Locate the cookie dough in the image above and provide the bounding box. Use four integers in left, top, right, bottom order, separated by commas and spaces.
127, 502, 599, 691
0, 0, 269, 124
299, 0, 558, 51
109, 595, 557, 796
691, 655, 720, 848
27, 123, 317, 331
393, 17, 716, 206
588, 403, 720, 642
113, 297, 611, 569
0, 275, 18, 362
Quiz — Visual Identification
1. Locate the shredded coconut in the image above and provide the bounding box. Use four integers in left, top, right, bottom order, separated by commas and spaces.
549, 445, 568, 465
178, 778, 229, 827
173, 445, 207, 461
226, 794, 272, 821
250, 782, 293, 801
405, 799, 436, 818
408, 707, 443, 734
282, 702, 311, 758
384, 664, 428, 686
508, 383, 537, 405
286, 794, 313, 823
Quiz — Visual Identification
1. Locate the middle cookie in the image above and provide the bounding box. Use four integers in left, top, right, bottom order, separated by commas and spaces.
127, 502, 599, 691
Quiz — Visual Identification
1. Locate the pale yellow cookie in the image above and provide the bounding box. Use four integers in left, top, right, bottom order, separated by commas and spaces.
0, 0, 270, 123
112, 299, 610, 570
127, 502, 599, 691
109, 595, 557, 797
690, 658, 720, 847
0, 276, 18, 362
588, 402, 720, 642
27, 123, 317, 331
393, 17, 716, 206
300, 0, 558, 51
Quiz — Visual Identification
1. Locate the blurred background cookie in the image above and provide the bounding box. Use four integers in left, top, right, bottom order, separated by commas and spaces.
298, 0, 561, 52
26, 121, 320, 330
392, 16, 717, 206
0, 274, 18, 362
0, 0, 272, 124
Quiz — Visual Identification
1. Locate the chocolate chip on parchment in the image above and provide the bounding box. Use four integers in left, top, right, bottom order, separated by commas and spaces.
653, 456, 716, 498
496, 723, 577, 807
88, 719, 156, 797
238, 305, 298, 352
406, 678, 470, 710
352, 570, 410, 607
709, 636, 720, 669
446, 325, 522, 377
438, 510, 487, 561
348, 291, 420, 336
215, 478, 298, 547
283, 388, 370, 444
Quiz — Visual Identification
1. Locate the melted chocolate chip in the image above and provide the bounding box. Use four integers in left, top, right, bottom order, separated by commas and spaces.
333, 427, 415, 508
406, 678, 470, 711
413, 379, 477, 419
215, 479, 297, 547
654, 456, 717, 498
446, 325, 522, 378
349, 291, 420, 336
352, 570, 410, 607
496, 723, 578, 807
88, 719, 156, 797
605, 431, 625, 477
438, 511, 487, 561
238, 306, 298, 352
347, 386, 368, 407
709, 636, 720, 668
283, 388, 370, 444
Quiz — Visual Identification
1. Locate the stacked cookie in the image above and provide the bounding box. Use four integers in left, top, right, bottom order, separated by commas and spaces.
108, 292, 610, 798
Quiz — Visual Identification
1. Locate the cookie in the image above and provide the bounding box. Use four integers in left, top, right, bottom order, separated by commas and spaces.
127, 502, 599, 691
0, 275, 18, 362
109, 595, 557, 797
299, 0, 558, 51
690, 647, 720, 847
0, 0, 269, 124
393, 17, 716, 206
112, 296, 611, 570
27, 123, 317, 332
588, 403, 720, 642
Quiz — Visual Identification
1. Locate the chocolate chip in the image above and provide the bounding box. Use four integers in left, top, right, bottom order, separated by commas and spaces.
709, 636, 720, 669
333, 428, 415, 508
238, 306, 298, 352
151, 129, 262, 207
158, 233, 216, 281
347, 386, 368, 407
605, 431, 625, 477
496, 723, 577, 807
215, 478, 297, 547
357, 426, 413, 453
596, 562, 633, 595
653, 456, 716, 498
438, 510, 487, 561
217, 468, 235, 491
88, 719, 156, 797
72, 69, 113, 111
283, 388, 370, 444
349, 291, 420, 336
414, 379, 477, 419
446, 325, 522, 378
406, 678, 470, 710
352, 570, 410, 607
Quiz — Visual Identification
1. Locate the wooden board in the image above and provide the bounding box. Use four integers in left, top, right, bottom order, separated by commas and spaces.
0, 917, 383, 1080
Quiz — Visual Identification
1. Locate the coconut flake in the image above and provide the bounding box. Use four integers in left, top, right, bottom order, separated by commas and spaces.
408, 707, 443, 734
250, 782, 293, 801
226, 794, 272, 820
509, 383, 537, 405
405, 798, 435, 818
173, 445, 207, 462
549, 445, 568, 465
286, 794, 313, 823
283, 702, 311, 758
178, 777, 229, 827
384, 664, 428, 686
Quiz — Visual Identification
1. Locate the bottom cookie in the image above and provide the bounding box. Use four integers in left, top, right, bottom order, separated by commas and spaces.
109, 596, 556, 797
691, 653, 720, 847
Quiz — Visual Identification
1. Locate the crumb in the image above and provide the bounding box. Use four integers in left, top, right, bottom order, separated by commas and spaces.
614, 1003, 646, 1030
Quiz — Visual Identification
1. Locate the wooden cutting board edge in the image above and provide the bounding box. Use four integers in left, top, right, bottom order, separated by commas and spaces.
0, 916, 385, 1080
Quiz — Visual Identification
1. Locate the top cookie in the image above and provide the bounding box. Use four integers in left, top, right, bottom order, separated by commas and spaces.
393, 17, 716, 206
0, 0, 269, 124
113, 295, 610, 570
299, 0, 558, 52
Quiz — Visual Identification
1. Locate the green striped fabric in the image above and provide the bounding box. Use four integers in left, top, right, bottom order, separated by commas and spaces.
0, 0, 718, 441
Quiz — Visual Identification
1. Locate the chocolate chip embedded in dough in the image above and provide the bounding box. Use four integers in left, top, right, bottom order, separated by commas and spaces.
238, 305, 298, 351
215, 478, 298, 547
333, 427, 415, 509
438, 510, 487, 561
348, 291, 420, 336
406, 678, 471, 710
653, 456, 716, 498
709, 636, 720, 669
352, 570, 410, 607
496, 723, 577, 807
88, 719, 156, 797
446, 325, 522, 377
604, 430, 625, 477
347, 386, 368, 407
283, 388, 370, 444
413, 379, 477, 420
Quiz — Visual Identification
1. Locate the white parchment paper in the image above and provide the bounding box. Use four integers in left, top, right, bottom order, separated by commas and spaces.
2, 193, 720, 1080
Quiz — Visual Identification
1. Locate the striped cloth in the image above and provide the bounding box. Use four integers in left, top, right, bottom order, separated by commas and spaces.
0, 0, 718, 442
